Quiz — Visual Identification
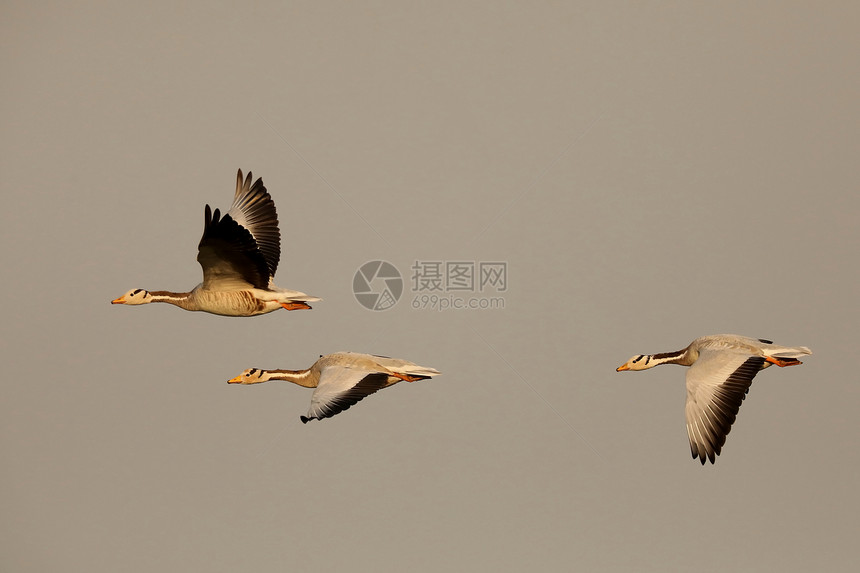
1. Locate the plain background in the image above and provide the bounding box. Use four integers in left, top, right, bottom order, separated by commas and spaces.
2, 2, 858, 571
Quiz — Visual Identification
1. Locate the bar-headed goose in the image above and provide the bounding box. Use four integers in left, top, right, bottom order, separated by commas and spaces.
112, 169, 319, 316
616, 334, 811, 464
228, 352, 441, 423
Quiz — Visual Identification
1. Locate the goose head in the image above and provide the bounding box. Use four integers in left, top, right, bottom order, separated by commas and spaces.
227, 368, 269, 385
616, 355, 653, 372
112, 289, 153, 305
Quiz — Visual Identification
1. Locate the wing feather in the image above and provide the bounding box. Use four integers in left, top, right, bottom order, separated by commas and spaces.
227, 169, 281, 280
685, 350, 765, 464
197, 205, 269, 289
301, 367, 392, 423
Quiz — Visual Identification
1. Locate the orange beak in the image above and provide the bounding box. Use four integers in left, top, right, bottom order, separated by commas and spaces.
111, 297, 126, 304
616, 364, 630, 372
227, 375, 243, 384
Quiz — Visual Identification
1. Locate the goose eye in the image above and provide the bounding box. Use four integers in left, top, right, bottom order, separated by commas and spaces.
632, 356, 643, 363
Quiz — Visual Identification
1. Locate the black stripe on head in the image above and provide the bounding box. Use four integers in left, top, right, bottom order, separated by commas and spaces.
632, 355, 644, 364
249, 368, 257, 376
132, 289, 142, 295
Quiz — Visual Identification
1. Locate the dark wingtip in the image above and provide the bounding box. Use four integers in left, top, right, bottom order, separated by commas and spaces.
205, 206, 220, 225
300, 416, 309, 424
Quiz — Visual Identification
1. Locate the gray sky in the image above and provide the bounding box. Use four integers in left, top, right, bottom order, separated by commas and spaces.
2, 2, 858, 571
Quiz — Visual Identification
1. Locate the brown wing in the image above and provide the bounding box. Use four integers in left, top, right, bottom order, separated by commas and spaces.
226, 170, 281, 280
197, 205, 270, 290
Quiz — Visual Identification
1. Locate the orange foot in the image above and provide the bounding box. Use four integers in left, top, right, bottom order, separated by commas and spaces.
391, 372, 428, 382
281, 302, 312, 311
765, 356, 802, 367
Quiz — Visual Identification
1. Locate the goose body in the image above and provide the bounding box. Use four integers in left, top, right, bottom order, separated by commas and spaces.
112, 169, 320, 316
616, 334, 811, 464
228, 352, 441, 423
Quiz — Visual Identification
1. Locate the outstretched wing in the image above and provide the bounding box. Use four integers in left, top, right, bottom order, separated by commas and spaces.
197, 205, 270, 289
684, 349, 765, 464
301, 366, 392, 423
196, 170, 280, 290
226, 169, 280, 280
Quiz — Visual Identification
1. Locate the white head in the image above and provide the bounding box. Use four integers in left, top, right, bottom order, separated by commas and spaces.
227, 368, 269, 385
616, 355, 654, 372
112, 289, 153, 305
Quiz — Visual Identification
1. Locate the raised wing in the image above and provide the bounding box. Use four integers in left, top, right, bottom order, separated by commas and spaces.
301, 366, 391, 423
684, 349, 765, 464
197, 205, 270, 290
227, 170, 280, 280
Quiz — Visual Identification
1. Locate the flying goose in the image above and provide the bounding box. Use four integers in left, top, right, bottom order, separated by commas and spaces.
228, 352, 441, 423
112, 169, 320, 316
616, 334, 811, 464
